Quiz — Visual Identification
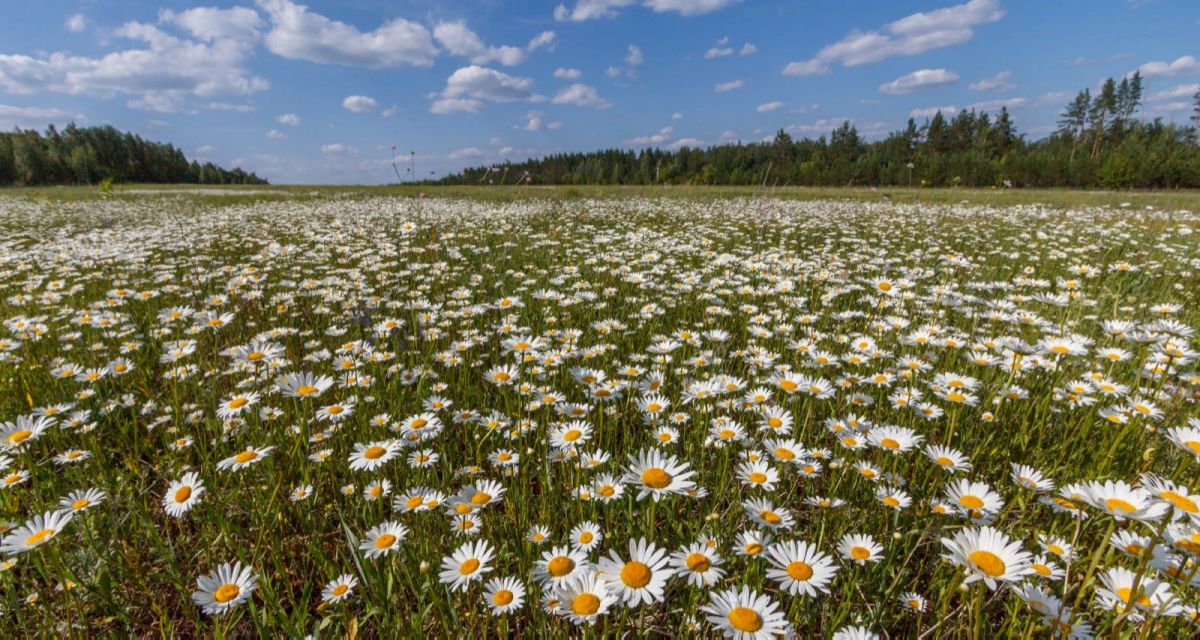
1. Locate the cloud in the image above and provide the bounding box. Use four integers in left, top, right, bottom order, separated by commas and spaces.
626, 45, 644, 66
714, 79, 744, 92
65, 14, 87, 33
1035, 91, 1072, 107
554, 67, 582, 79
523, 110, 544, 131
430, 98, 483, 114
740, 43, 757, 56
195, 144, 215, 154
969, 70, 1015, 92
547, 121, 564, 129
257, 0, 437, 68
321, 143, 356, 155
909, 97, 1025, 118
433, 21, 554, 67
554, 0, 736, 21
878, 68, 959, 95
276, 112, 301, 126
705, 46, 734, 59
554, 0, 636, 22
672, 112, 683, 120
966, 97, 1026, 111
448, 147, 484, 159
0, 104, 84, 129
666, 137, 704, 149
909, 105, 955, 118
783, 0, 1003, 76
342, 95, 378, 113
625, 126, 674, 145
1134, 55, 1200, 78
442, 66, 535, 103
264, 129, 287, 139
1148, 83, 1200, 101
552, 83, 611, 108
528, 31, 557, 52
382, 105, 399, 117
757, 101, 785, 112
206, 101, 256, 112
160, 6, 264, 43
0, 17, 267, 112
785, 117, 891, 138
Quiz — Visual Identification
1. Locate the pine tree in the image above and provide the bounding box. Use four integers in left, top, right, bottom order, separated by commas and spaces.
1058, 90, 1090, 160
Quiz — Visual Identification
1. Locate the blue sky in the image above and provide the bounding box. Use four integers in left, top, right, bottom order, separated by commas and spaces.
0, 0, 1197, 184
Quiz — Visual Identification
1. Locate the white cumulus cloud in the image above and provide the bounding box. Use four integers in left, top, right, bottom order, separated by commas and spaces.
714, 79, 744, 92
878, 68, 959, 95
1134, 55, 1200, 78
342, 95, 378, 113
968, 70, 1015, 92
276, 112, 300, 126
757, 101, 784, 112
783, 0, 1003, 76
257, 0, 437, 68
552, 83, 611, 108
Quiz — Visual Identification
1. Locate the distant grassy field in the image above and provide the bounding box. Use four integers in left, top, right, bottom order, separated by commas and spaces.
8, 183, 1200, 211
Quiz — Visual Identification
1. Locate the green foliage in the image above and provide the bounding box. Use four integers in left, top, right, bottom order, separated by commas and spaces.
0, 124, 267, 187
446, 74, 1200, 190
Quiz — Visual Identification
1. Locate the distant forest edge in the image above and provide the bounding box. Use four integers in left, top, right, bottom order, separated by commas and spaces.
0, 124, 267, 186
448, 74, 1200, 190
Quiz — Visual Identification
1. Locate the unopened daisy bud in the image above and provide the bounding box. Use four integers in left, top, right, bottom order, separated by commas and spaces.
419, 561, 430, 572
892, 532, 903, 541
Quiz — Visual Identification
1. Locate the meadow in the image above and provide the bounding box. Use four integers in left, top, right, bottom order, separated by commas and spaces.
0, 189, 1198, 638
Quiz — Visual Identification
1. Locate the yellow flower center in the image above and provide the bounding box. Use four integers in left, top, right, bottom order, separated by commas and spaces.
745, 543, 763, 555
563, 429, 582, 442
296, 385, 318, 396
685, 553, 710, 572
470, 492, 492, 505
778, 380, 798, 392
492, 589, 514, 606
71, 499, 90, 510
748, 472, 768, 484
619, 561, 652, 588
459, 558, 480, 575
850, 546, 871, 560
233, 451, 258, 464
786, 561, 814, 581
1115, 587, 1151, 608
760, 510, 782, 525
363, 446, 387, 460
883, 496, 900, 507
959, 495, 985, 510
25, 528, 54, 546
548, 556, 575, 577
6, 430, 32, 445
572, 593, 600, 615
580, 532, 594, 543
641, 468, 671, 489
213, 583, 241, 603
375, 534, 397, 549
969, 550, 1006, 577
331, 584, 349, 596
774, 447, 794, 460
728, 607, 763, 632
880, 438, 900, 449
1105, 498, 1137, 514
174, 486, 192, 502
228, 398, 249, 409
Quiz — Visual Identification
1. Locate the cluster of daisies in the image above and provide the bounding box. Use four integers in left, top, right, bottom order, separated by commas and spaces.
0, 195, 1197, 637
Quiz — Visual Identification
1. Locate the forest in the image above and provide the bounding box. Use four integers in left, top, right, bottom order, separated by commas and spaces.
447, 73, 1200, 189
0, 124, 267, 186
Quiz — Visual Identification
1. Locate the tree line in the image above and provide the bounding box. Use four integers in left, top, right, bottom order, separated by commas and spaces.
446, 72, 1200, 189
0, 124, 267, 186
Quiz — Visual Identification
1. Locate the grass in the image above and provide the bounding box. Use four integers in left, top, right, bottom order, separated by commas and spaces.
8, 182, 1200, 211
0, 191, 1197, 638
